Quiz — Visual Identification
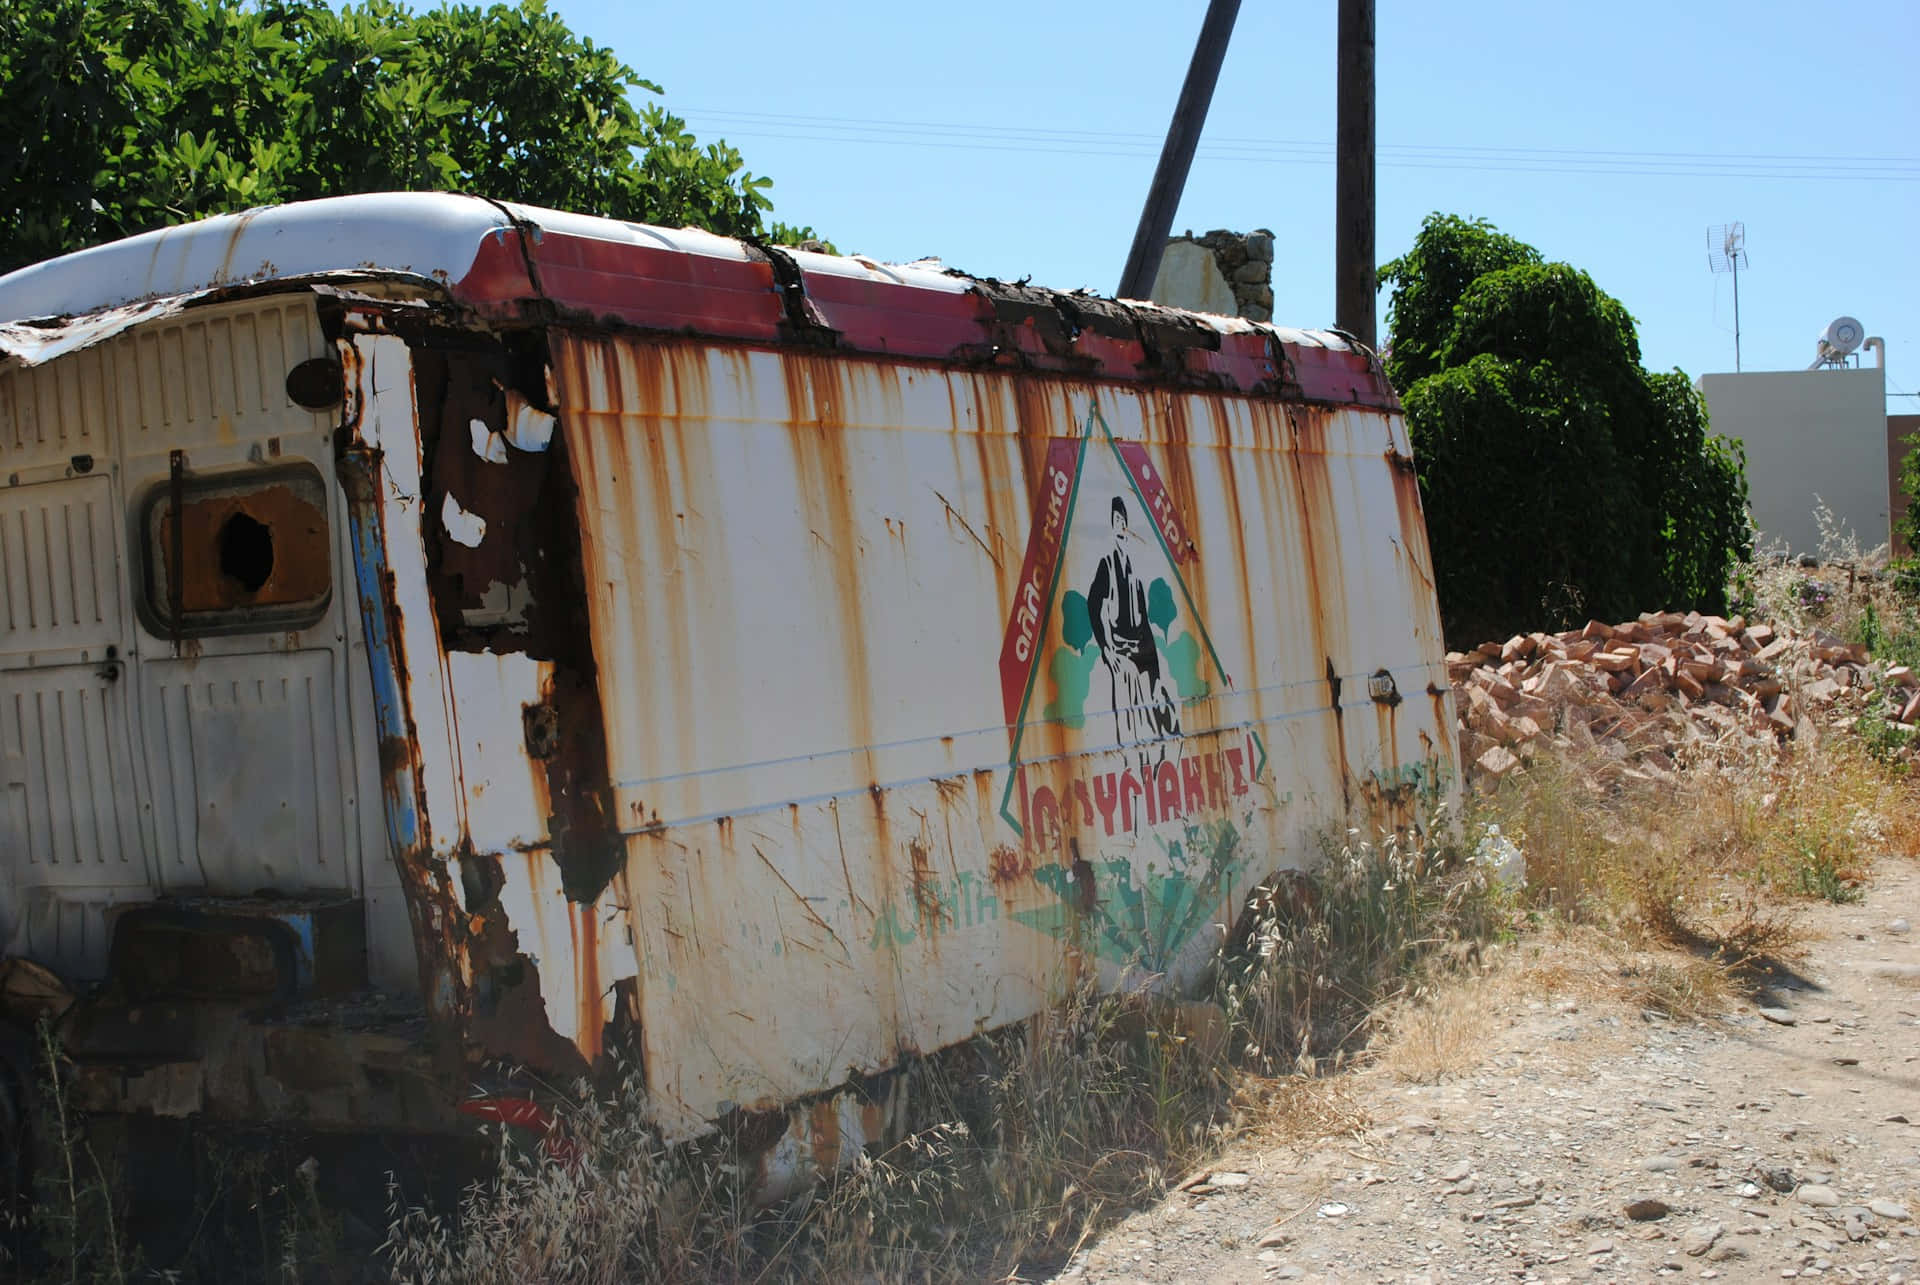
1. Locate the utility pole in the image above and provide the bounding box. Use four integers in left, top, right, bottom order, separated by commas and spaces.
1116, 0, 1241, 301
1335, 0, 1376, 349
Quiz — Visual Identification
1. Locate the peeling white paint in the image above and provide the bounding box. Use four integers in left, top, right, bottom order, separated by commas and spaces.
440, 491, 487, 547
469, 417, 509, 464
506, 399, 556, 453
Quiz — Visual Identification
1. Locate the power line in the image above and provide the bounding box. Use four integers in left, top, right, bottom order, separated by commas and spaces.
680, 107, 1920, 165
679, 107, 1920, 182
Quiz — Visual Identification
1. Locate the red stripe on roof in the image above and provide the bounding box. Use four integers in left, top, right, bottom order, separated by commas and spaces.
453, 223, 1399, 412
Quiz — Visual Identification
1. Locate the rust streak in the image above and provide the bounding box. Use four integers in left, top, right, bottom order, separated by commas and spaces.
907, 833, 947, 936
988, 842, 1032, 888
570, 901, 604, 1065
809, 1100, 841, 1176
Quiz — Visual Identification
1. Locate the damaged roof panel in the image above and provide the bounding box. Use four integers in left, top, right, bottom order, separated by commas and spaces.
0, 194, 1398, 411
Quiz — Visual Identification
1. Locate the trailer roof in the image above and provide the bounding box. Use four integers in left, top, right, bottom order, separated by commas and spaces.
0, 193, 1395, 409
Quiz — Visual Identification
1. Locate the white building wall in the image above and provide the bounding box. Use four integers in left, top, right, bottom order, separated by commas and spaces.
1699, 366, 1888, 558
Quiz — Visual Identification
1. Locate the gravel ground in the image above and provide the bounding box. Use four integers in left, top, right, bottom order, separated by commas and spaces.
1045, 862, 1920, 1284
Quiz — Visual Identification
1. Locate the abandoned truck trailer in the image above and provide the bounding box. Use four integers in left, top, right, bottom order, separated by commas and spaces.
0, 193, 1456, 1167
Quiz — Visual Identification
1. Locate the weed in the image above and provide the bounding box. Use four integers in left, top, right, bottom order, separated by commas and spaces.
1625, 956, 1736, 1021
383, 1058, 755, 1285
379, 981, 1239, 1284
1376, 976, 1500, 1083
1792, 576, 1833, 617
1792, 846, 1865, 903
1892, 558, 1920, 599
20, 1022, 133, 1285
1856, 701, 1918, 770
1217, 821, 1511, 1077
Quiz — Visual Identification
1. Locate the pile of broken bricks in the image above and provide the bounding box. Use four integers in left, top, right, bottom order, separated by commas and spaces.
1448, 610, 1920, 789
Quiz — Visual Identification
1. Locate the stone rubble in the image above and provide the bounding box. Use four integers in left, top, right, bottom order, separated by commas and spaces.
1447, 610, 1920, 788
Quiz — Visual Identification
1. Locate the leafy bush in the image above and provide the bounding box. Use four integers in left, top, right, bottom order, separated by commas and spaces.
1897, 428, 1920, 557
0, 0, 825, 274
1382, 215, 1750, 647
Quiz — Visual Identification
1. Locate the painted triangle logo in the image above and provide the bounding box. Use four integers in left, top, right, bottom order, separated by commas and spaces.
995, 406, 1270, 979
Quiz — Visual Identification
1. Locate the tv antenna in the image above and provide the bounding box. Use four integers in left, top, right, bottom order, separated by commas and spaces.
1707, 222, 1748, 371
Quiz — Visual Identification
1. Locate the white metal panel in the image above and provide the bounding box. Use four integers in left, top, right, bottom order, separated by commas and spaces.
0, 292, 376, 976
93, 295, 367, 901
444, 651, 550, 855
0, 193, 509, 325
0, 665, 147, 887
140, 652, 352, 894
0, 474, 121, 658
0, 295, 332, 478
350, 334, 468, 859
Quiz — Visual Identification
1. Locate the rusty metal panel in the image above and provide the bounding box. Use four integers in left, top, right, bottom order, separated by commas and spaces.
144, 466, 333, 628
531, 332, 1456, 1134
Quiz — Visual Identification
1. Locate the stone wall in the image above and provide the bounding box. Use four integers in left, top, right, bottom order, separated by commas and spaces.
1147, 228, 1275, 322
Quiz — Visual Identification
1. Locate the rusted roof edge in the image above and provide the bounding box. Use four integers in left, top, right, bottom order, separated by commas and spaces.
472, 222, 1398, 411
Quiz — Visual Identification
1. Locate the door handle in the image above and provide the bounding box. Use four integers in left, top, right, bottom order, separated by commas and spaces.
96, 644, 121, 683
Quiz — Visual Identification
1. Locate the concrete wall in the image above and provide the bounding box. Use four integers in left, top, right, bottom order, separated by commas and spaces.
1893, 413, 1919, 559
1698, 366, 1889, 558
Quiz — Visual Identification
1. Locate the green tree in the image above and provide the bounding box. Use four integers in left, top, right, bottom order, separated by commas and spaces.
0, 0, 825, 274
1897, 428, 1920, 560
1382, 214, 1750, 646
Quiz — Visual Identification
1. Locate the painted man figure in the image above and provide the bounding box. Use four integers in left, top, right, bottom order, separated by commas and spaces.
1087, 497, 1180, 773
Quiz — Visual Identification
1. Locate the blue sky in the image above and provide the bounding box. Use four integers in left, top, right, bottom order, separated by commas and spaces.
548, 1, 1918, 406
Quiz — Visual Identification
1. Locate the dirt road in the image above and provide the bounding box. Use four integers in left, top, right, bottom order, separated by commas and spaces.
1049, 862, 1920, 1284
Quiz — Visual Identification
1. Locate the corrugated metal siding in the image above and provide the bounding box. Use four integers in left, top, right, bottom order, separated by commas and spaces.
0, 293, 387, 982
0, 295, 327, 472
1, 667, 144, 880
0, 475, 119, 656
8, 887, 142, 982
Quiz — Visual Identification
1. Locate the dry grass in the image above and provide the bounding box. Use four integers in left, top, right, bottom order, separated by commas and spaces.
1373, 976, 1502, 1083
1239, 1074, 1373, 1149
1367, 705, 1916, 1081
381, 983, 1242, 1284
1216, 823, 1512, 1079
1366, 921, 1734, 1082
1477, 727, 1917, 988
